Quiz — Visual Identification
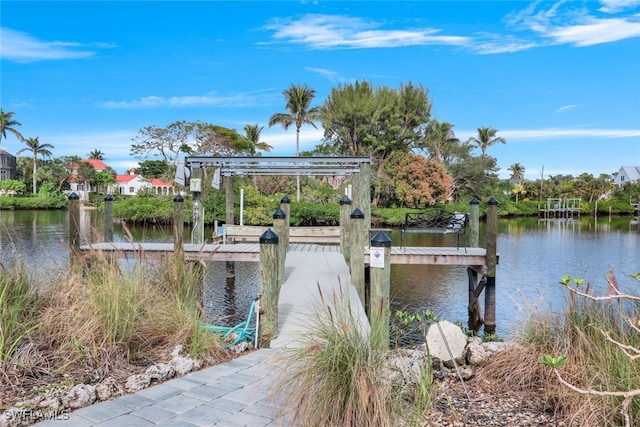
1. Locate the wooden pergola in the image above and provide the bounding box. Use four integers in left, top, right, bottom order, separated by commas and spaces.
175, 156, 372, 244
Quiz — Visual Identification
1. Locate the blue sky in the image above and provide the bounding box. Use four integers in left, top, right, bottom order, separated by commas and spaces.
1, 0, 639, 180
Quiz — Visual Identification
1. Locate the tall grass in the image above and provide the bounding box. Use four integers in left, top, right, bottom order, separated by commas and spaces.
483, 278, 640, 426
36, 251, 227, 373
0, 261, 40, 368
275, 284, 434, 426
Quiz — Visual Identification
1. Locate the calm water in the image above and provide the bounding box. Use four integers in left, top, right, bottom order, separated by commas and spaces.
1, 209, 638, 337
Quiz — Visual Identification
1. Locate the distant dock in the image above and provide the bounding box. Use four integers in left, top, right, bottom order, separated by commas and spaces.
539, 197, 582, 219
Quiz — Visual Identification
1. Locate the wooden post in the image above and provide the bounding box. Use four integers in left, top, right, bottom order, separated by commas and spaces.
191, 167, 205, 244
103, 194, 114, 243
68, 192, 80, 254
273, 208, 287, 286
225, 174, 234, 226
485, 197, 498, 335
349, 208, 366, 306
353, 161, 371, 238
173, 194, 184, 257
259, 228, 279, 347
369, 230, 391, 350
280, 195, 290, 250
469, 197, 480, 248
339, 195, 352, 264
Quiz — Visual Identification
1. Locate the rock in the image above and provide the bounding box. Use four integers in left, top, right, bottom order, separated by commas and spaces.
465, 336, 489, 366
170, 354, 200, 375
229, 341, 250, 353
96, 377, 123, 401
146, 363, 175, 382
125, 373, 151, 393
62, 384, 96, 409
425, 320, 467, 365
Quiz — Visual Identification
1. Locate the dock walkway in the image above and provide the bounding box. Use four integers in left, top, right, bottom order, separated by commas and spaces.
44, 249, 366, 426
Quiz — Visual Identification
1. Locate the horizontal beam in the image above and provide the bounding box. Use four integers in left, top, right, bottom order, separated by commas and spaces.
184, 156, 371, 175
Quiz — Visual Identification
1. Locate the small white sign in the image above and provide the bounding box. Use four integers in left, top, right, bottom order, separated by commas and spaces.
370, 246, 385, 268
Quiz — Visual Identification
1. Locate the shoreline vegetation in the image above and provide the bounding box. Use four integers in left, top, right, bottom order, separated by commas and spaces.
0, 192, 637, 227
1, 244, 639, 425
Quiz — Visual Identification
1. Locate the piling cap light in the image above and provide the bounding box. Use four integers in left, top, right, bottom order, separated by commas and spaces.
488, 197, 499, 206
350, 208, 365, 219
280, 195, 291, 204
470, 197, 480, 205
339, 195, 352, 205
173, 194, 184, 202
273, 208, 286, 219
68, 192, 80, 200
259, 228, 279, 244
104, 194, 113, 201
370, 230, 392, 247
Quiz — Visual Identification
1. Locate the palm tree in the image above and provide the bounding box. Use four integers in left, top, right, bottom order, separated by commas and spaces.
424, 119, 459, 164
508, 163, 526, 182
243, 124, 273, 156
0, 109, 24, 143
268, 83, 321, 201
466, 126, 506, 156
16, 137, 54, 194
88, 149, 105, 160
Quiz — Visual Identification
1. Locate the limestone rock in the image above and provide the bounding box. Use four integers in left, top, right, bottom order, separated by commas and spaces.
96, 377, 124, 401
62, 384, 97, 409
125, 373, 151, 393
425, 320, 467, 365
146, 363, 175, 382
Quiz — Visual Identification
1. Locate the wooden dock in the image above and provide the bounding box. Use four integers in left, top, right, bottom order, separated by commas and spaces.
80, 241, 488, 267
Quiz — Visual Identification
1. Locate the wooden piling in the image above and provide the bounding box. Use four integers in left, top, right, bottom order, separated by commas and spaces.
339, 195, 352, 264
225, 174, 234, 226
68, 192, 80, 254
485, 197, 498, 334
259, 228, 279, 347
349, 208, 366, 305
104, 194, 113, 243
191, 167, 205, 244
353, 162, 371, 238
173, 194, 184, 257
469, 197, 480, 248
280, 196, 291, 250
369, 231, 391, 350
273, 208, 287, 286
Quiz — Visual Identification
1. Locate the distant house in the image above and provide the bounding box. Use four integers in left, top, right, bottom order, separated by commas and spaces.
68, 159, 111, 199
613, 166, 640, 187
150, 178, 175, 195
116, 169, 151, 195
0, 148, 17, 181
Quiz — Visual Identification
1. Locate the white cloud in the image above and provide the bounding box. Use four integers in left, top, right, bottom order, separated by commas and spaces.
304, 67, 350, 83
264, 14, 470, 50
547, 17, 640, 46
0, 27, 111, 62
555, 104, 577, 113
499, 128, 640, 139
103, 90, 280, 109
599, 0, 640, 13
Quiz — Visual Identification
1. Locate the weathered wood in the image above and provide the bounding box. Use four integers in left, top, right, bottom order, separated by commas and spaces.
339, 195, 352, 264
225, 174, 234, 226
273, 208, 287, 286
191, 167, 205, 244
221, 225, 341, 243
350, 208, 366, 305
259, 229, 279, 348
353, 162, 371, 238
104, 194, 114, 243
173, 194, 184, 256
369, 231, 391, 350
469, 197, 480, 248
68, 193, 80, 253
280, 196, 290, 250
485, 198, 498, 334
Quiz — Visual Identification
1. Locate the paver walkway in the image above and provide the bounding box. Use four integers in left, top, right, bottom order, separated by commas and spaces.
36, 250, 366, 426
37, 349, 289, 427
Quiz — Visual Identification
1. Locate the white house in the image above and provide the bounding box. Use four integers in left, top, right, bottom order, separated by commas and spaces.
613, 166, 640, 187
0, 148, 17, 181
116, 169, 152, 195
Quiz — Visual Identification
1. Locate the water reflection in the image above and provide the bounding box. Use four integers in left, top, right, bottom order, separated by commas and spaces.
1, 210, 638, 337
